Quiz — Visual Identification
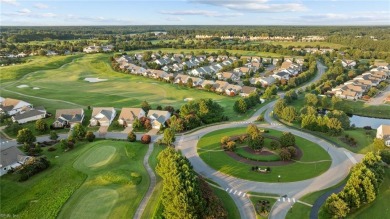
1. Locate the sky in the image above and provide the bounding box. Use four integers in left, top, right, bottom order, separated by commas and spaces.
1, 0, 389, 26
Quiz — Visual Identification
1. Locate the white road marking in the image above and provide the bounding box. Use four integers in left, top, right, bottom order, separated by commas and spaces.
344, 151, 358, 164
292, 198, 296, 203
229, 189, 233, 193
238, 191, 242, 196
282, 198, 285, 202
233, 190, 237, 195
288, 198, 290, 202
242, 193, 246, 197
225, 188, 229, 191
278, 198, 280, 201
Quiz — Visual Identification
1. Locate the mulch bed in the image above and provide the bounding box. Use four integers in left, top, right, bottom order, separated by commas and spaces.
226, 133, 304, 166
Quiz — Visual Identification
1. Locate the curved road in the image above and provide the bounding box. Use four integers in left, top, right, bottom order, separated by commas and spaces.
0, 61, 361, 219
174, 61, 363, 219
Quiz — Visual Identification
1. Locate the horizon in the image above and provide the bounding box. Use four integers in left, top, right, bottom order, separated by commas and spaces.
1, 0, 389, 26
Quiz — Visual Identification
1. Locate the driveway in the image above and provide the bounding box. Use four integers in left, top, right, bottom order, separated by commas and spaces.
122, 126, 133, 133
98, 126, 108, 136
146, 128, 159, 136
367, 84, 390, 105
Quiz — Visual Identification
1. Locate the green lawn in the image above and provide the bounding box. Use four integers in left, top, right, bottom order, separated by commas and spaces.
249, 196, 277, 219
0, 53, 254, 121
210, 185, 241, 219
57, 140, 149, 219
198, 128, 331, 182
235, 138, 281, 162
0, 55, 82, 82
141, 145, 165, 219
0, 140, 149, 219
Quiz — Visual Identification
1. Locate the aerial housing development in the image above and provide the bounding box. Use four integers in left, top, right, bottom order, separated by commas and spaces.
0, 1, 389, 219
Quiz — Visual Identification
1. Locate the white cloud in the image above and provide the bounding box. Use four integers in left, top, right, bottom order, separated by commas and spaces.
0, 0, 20, 6
34, 3, 49, 9
166, 16, 184, 21
18, 8, 31, 15
65, 14, 132, 24
300, 11, 390, 23
160, 10, 242, 17
189, 0, 307, 13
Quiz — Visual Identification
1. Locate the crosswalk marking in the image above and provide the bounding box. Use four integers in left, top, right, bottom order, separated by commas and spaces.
292, 198, 296, 203
225, 188, 229, 191
229, 189, 233, 193
238, 191, 242, 196
242, 193, 246, 197
282, 198, 285, 202
233, 190, 237, 195
288, 198, 290, 202
278, 198, 280, 201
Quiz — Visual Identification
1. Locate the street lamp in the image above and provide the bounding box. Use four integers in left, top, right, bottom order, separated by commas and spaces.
278, 175, 281, 182
290, 205, 293, 213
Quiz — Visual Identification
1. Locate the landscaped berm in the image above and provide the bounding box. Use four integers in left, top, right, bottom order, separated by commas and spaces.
198, 127, 332, 182
0, 140, 149, 219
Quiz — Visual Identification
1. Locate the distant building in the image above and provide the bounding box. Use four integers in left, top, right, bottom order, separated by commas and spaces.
377, 125, 390, 147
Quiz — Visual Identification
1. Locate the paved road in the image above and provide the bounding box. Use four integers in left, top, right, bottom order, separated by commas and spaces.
309, 183, 346, 219
175, 61, 365, 219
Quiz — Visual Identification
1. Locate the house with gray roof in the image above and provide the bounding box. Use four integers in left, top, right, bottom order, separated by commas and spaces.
90, 107, 116, 127
1, 146, 30, 176
0, 98, 32, 116
53, 108, 84, 128
11, 106, 46, 124
147, 110, 171, 129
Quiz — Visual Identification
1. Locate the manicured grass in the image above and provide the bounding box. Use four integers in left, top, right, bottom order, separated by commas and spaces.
285, 202, 312, 219
345, 168, 390, 219
198, 128, 331, 182
0, 55, 82, 82
1, 53, 252, 121
235, 138, 281, 162
0, 141, 89, 218
335, 100, 390, 119
57, 140, 149, 219
249, 196, 277, 219
0, 140, 150, 219
141, 145, 165, 219
210, 185, 241, 219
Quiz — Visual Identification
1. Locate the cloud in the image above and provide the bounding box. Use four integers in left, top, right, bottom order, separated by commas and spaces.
160, 10, 242, 17
3, 8, 58, 18
34, 3, 49, 9
17, 8, 31, 15
0, 0, 20, 6
65, 14, 132, 24
189, 0, 307, 13
300, 12, 390, 23
166, 16, 184, 21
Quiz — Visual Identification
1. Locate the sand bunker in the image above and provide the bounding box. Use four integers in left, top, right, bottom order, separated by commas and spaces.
84, 78, 108, 83
33, 87, 40, 90
17, 84, 29, 88
184, 98, 194, 101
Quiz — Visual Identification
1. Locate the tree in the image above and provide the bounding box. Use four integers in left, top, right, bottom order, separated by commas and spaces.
225, 141, 236, 151
198, 177, 228, 218
49, 130, 59, 140
262, 85, 277, 99
325, 194, 350, 218
133, 117, 142, 130
280, 132, 295, 147
35, 119, 48, 133
370, 138, 386, 152
127, 131, 136, 142
156, 147, 205, 219
327, 118, 343, 136
305, 93, 318, 106
234, 98, 247, 113
72, 123, 86, 140
141, 135, 151, 144
144, 119, 152, 130
163, 128, 175, 146
17, 128, 36, 145
327, 110, 350, 130
279, 149, 292, 161
281, 106, 297, 123
247, 131, 264, 150
168, 115, 184, 132
220, 136, 230, 145
187, 77, 193, 88
273, 99, 287, 118
85, 131, 95, 142
380, 150, 390, 164
141, 100, 151, 113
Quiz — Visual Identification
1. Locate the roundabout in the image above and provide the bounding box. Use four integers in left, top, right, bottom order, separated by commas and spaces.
197, 127, 331, 182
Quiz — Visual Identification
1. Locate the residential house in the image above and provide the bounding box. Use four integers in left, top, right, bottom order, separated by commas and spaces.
0, 146, 30, 176
234, 67, 251, 75
376, 125, 390, 146
251, 56, 261, 63
174, 74, 190, 84
225, 84, 242, 96
52, 108, 84, 128
240, 56, 252, 63
213, 81, 229, 93
207, 56, 215, 63
11, 106, 46, 124
90, 107, 116, 127
0, 98, 32, 116
84, 45, 100, 53
0, 97, 4, 104
272, 71, 290, 80
259, 76, 276, 87
240, 86, 257, 97
150, 70, 167, 79
262, 58, 272, 64
341, 60, 357, 68
147, 110, 171, 129
118, 108, 146, 127
46, 50, 58, 56
201, 80, 215, 88
217, 72, 240, 81
101, 45, 114, 52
